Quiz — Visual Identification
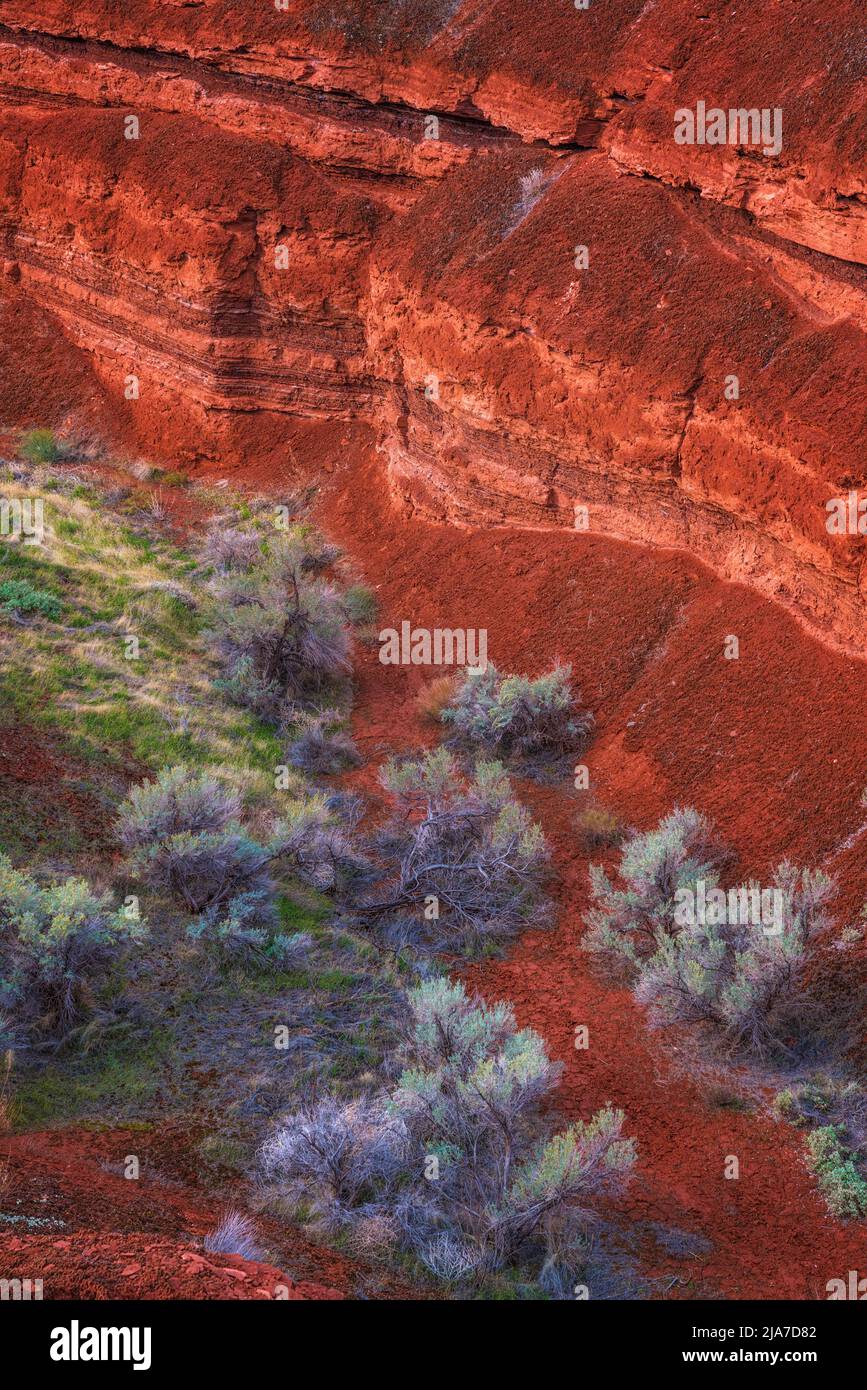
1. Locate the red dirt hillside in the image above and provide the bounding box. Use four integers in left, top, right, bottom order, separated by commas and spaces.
0, 1125, 431, 1298
316, 443, 867, 1300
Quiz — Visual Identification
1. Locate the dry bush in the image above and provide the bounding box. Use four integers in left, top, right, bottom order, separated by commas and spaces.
207, 534, 351, 726
200, 522, 262, 573
203, 1209, 264, 1262
416, 675, 458, 723
285, 708, 360, 776
259, 1094, 409, 1234
353, 747, 549, 954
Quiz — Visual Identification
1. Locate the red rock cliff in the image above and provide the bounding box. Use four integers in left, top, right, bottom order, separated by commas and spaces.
0, 0, 864, 649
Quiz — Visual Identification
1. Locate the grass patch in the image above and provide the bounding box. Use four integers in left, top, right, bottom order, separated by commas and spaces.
18, 428, 60, 465
0, 473, 295, 790
12, 1032, 176, 1131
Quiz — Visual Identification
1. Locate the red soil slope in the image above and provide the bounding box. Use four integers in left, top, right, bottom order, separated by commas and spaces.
1, 1125, 429, 1298
315, 444, 867, 1300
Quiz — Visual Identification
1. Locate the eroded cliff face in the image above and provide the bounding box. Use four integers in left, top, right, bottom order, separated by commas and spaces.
370, 149, 867, 651
0, 0, 864, 649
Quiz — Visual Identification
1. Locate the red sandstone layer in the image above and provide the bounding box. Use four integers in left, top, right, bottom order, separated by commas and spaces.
368, 148, 867, 652
2, 0, 862, 258
0, 0, 863, 650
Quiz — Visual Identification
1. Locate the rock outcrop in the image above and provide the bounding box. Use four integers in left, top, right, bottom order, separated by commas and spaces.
0, 0, 863, 649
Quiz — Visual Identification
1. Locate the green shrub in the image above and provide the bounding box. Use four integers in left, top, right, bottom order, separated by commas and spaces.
804, 1126, 867, 1220
118, 765, 362, 919
582, 807, 720, 971
633, 863, 837, 1061
442, 662, 592, 769
0, 854, 144, 1041
774, 1078, 867, 1219
117, 766, 277, 913
187, 892, 312, 972
117, 765, 242, 846
0, 579, 62, 620
774, 1077, 867, 1132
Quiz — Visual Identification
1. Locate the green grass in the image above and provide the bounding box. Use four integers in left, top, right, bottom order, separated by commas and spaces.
12, 1031, 176, 1131
316, 969, 357, 993
343, 582, 377, 625
805, 1126, 867, 1220
0, 469, 411, 1184
0, 476, 302, 791
277, 891, 330, 935
18, 428, 60, 465
195, 1132, 248, 1177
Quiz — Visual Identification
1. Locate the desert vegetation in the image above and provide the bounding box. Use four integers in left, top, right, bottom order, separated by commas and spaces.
349, 748, 550, 954
203, 1208, 264, 1262
772, 1077, 867, 1219
0, 463, 399, 1155
206, 528, 352, 726
582, 810, 858, 1064
0, 455, 643, 1296
259, 977, 635, 1294
0, 854, 145, 1047
440, 661, 592, 776
116, 764, 364, 969
582, 808, 867, 1215
18, 427, 61, 466
2, 444, 863, 1310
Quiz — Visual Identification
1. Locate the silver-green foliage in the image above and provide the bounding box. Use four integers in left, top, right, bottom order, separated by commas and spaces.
0, 853, 144, 1040
259, 978, 635, 1291
584, 809, 843, 1060
359, 747, 549, 953
442, 662, 592, 766
583, 807, 722, 970
117, 765, 359, 965
207, 533, 351, 726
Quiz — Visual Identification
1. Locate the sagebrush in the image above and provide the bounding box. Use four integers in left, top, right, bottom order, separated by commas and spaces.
352, 747, 549, 953
259, 978, 635, 1293
441, 662, 592, 770
0, 854, 144, 1042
